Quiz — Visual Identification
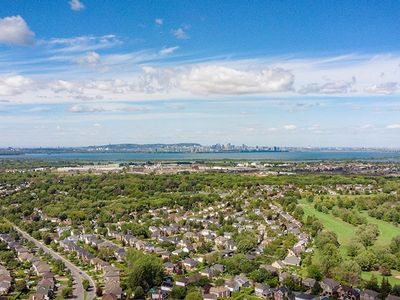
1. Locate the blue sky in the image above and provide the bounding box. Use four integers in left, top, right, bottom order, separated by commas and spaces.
0, 0, 400, 147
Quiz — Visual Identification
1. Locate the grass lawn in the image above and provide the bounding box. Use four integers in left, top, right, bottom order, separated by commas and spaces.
299, 199, 355, 254
361, 270, 400, 286
298, 198, 400, 285
299, 199, 400, 249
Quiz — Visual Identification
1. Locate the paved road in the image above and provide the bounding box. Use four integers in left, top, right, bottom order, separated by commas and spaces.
13, 224, 96, 300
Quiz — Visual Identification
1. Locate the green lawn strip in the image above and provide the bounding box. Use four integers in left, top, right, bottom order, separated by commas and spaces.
299, 198, 400, 284
359, 212, 400, 247
299, 199, 355, 251
361, 270, 400, 286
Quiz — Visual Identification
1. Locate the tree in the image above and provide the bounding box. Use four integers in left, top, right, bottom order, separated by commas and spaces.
236, 231, 257, 253
355, 224, 379, 248
126, 250, 164, 291
381, 277, 392, 299
347, 243, 363, 257
307, 265, 323, 281
61, 287, 73, 299
133, 286, 144, 299
222, 254, 258, 275
389, 235, 400, 254
365, 275, 379, 291
171, 286, 187, 299
318, 243, 342, 275
53, 259, 65, 274
314, 231, 339, 249
15, 280, 27, 293
311, 282, 322, 295
43, 235, 52, 245
185, 291, 202, 300
82, 279, 90, 291
96, 286, 103, 297
336, 260, 361, 285
392, 285, 400, 296
249, 268, 274, 283
355, 250, 377, 271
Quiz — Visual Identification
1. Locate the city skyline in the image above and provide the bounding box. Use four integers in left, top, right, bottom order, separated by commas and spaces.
1, 1, 400, 147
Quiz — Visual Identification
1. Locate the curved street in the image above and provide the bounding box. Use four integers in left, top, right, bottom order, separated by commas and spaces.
12, 224, 97, 300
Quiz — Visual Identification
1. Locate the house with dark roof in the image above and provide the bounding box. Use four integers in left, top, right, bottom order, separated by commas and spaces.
294, 293, 317, 300
321, 278, 340, 296
360, 289, 380, 300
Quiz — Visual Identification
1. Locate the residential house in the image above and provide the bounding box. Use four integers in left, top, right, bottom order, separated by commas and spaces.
209, 286, 230, 299
302, 278, 316, 290
182, 258, 198, 270
200, 267, 214, 279
274, 287, 290, 300
255, 283, 273, 298
234, 275, 251, 289
294, 293, 317, 300
224, 279, 240, 292
360, 290, 380, 300
175, 278, 188, 287
102, 294, 118, 300
204, 294, 218, 300
211, 264, 225, 275
283, 255, 301, 267
321, 278, 340, 297
336, 285, 359, 300
163, 262, 176, 274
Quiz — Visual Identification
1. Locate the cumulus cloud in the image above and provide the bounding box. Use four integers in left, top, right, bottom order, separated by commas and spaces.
155, 18, 163, 25
68, 104, 147, 113
386, 124, 400, 129
180, 66, 294, 95
0, 16, 35, 46
365, 82, 399, 95
138, 66, 177, 93
45, 35, 120, 53
76, 51, 100, 67
0, 75, 33, 96
283, 124, 297, 130
172, 28, 190, 40
298, 77, 356, 94
159, 46, 179, 55
69, 0, 85, 11
50, 80, 81, 93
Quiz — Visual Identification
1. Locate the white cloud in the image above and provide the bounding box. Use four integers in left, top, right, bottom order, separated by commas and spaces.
298, 77, 356, 94
365, 82, 399, 95
6, 53, 400, 104
172, 28, 190, 40
283, 124, 297, 130
386, 124, 400, 129
360, 124, 375, 129
50, 80, 81, 93
155, 18, 163, 25
76, 51, 101, 67
69, 0, 85, 11
68, 104, 147, 113
180, 66, 294, 95
45, 35, 120, 53
0, 16, 35, 46
159, 46, 179, 55
26, 107, 51, 113
0, 75, 33, 96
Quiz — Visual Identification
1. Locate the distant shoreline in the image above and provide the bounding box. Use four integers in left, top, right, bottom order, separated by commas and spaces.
1, 150, 400, 162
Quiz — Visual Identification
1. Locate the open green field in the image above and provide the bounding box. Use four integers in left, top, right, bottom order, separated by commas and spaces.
298, 198, 400, 284
299, 199, 400, 248
361, 270, 400, 286
299, 199, 355, 249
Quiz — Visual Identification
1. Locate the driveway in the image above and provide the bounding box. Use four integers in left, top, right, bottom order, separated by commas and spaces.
13, 225, 97, 300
